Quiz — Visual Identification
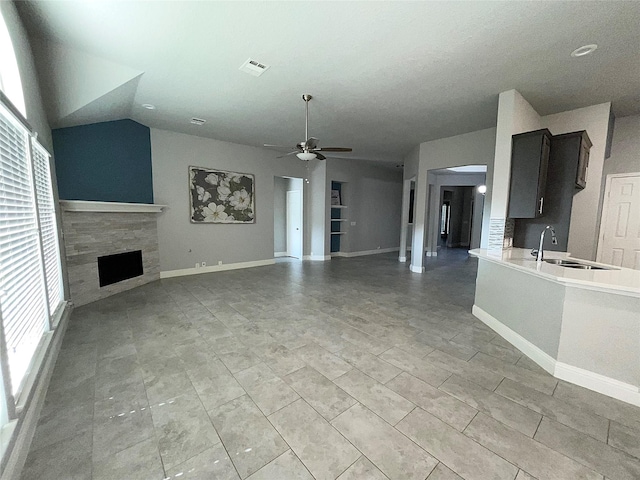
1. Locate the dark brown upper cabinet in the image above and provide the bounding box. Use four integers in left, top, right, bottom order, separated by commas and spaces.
507, 129, 552, 218
513, 130, 592, 252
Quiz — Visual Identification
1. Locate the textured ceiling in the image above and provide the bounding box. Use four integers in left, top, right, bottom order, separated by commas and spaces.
17, 1, 640, 162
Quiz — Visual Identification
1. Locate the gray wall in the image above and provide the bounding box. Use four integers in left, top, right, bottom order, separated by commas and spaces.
558, 288, 640, 386
326, 159, 403, 253
595, 114, 640, 259
0, 1, 52, 150
415, 127, 495, 249
309, 160, 328, 258
151, 128, 308, 271
474, 260, 565, 358
602, 114, 640, 176
542, 103, 611, 260
151, 128, 399, 269
273, 176, 289, 253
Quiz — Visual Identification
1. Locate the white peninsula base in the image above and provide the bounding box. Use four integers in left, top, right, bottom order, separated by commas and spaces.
470, 248, 640, 407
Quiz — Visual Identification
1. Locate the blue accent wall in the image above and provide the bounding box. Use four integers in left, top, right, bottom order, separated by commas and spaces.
52, 119, 154, 204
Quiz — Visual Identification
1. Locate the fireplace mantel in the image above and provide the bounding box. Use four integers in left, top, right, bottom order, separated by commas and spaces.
60, 200, 166, 214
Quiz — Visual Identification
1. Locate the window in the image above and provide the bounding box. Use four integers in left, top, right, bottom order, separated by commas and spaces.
0, 9, 25, 117
32, 140, 63, 315
0, 100, 64, 397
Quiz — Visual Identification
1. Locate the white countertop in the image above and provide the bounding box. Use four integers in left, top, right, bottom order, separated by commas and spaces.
469, 248, 640, 298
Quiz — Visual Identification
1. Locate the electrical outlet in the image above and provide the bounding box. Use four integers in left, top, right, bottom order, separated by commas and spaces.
218, 260, 223, 265
195, 262, 200, 268
201, 261, 206, 267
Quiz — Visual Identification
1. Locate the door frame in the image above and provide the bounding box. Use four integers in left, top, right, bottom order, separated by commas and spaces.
596, 171, 640, 263
286, 189, 303, 259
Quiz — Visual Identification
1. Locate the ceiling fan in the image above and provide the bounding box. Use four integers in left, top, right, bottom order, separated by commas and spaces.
264, 94, 352, 161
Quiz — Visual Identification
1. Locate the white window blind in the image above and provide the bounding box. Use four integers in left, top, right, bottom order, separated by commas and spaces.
31, 140, 63, 316
0, 102, 49, 395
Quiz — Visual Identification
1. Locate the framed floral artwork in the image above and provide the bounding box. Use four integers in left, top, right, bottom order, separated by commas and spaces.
189, 166, 255, 223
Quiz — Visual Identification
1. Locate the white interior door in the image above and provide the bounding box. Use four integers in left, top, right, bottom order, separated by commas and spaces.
286, 190, 302, 259
597, 173, 640, 269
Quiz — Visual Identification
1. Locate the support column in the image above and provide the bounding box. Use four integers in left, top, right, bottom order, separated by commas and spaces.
487, 90, 541, 254
426, 181, 439, 256
305, 161, 328, 260
410, 167, 428, 273
398, 178, 412, 262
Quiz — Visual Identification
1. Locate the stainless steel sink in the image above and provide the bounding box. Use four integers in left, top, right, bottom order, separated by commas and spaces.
543, 258, 616, 270
543, 259, 579, 265
560, 264, 610, 270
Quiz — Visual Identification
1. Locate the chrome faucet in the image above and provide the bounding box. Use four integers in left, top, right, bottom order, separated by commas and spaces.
534, 225, 558, 261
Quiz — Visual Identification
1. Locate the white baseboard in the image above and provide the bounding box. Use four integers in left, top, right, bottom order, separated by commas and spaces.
425, 251, 438, 257
274, 252, 288, 258
302, 255, 331, 261
472, 305, 556, 374
332, 247, 399, 258
410, 264, 425, 273
160, 259, 275, 278
472, 305, 640, 406
554, 362, 640, 407
399, 256, 407, 262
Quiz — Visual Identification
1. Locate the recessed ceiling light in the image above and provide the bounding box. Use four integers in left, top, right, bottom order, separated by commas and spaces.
190, 118, 206, 126
571, 44, 597, 57
142, 104, 156, 110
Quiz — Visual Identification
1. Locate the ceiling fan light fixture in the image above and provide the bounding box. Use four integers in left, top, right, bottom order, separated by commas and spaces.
296, 152, 317, 161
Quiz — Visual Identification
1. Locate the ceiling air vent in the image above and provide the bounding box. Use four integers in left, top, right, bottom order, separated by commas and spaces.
190, 117, 206, 126
239, 58, 270, 77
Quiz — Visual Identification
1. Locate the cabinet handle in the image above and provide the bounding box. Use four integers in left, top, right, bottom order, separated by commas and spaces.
539, 197, 544, 214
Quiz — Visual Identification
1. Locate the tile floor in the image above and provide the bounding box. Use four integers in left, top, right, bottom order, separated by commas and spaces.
22, 250, 640, 480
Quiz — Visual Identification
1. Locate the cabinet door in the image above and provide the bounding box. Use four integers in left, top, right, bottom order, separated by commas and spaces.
507, 130, 551, 218
536, 134, 551, 216
576, 139, 590, 189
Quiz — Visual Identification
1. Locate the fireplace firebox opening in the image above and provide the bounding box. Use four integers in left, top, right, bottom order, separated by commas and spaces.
98, 250, 143, 287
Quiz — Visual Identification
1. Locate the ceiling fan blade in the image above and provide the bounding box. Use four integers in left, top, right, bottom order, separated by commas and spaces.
265, 144, 300, 151
315, 152, 326, 160
316, 147, 352, 152
276, 151, 300, 158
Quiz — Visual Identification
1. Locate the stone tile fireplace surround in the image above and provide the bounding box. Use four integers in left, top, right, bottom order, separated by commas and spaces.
60, 201, 165, 306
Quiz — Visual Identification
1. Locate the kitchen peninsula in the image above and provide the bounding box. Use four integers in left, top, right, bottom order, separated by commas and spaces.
470, 248, 640, 406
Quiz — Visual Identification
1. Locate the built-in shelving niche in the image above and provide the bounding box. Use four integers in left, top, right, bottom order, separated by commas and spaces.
330, 181, 347, 253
